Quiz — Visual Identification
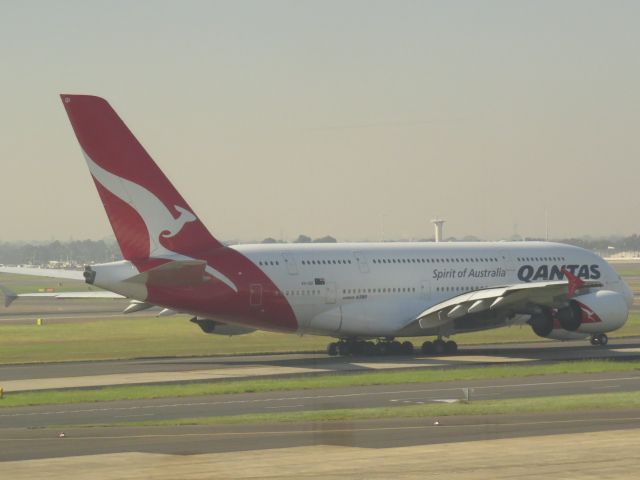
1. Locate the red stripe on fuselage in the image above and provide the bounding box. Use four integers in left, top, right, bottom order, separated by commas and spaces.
135, 248, 298, 333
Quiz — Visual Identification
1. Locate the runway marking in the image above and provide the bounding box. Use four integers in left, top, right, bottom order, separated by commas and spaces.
1, 365, 334, 393
1, 375, 639, 420
3, 416, 640, 442
264, 405, 304, 409
416, 355, 533, 363
351, 362, 440, 369
113, 414, 156, 418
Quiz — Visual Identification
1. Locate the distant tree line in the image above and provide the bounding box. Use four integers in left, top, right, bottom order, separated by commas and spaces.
1, 234, 638, 266
0, 240, 122, 266
261, 234, 337, 244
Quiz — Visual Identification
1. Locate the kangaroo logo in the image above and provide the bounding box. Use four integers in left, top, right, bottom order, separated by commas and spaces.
83, 150, 238, 292
162, 206, 196, 239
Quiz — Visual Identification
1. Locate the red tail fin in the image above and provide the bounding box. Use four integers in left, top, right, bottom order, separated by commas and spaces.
61, 95, 222, 260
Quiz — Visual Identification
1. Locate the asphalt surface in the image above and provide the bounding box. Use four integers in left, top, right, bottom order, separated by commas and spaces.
2, 337, 640, 384
2, 409, 640, 462
2, 336, 640, 463
1, 370, 639, 429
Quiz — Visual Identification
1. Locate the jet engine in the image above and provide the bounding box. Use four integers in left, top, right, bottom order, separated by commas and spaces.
190, 317, 256, 336
529, 290, 628, 339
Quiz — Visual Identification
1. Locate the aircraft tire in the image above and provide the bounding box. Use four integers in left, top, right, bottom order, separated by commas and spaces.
433, 339, 446, 355
363, 341, 377, 355
327, 342, 339, 356
445, 340, 458, 354
337, 342, 351, 356
401, 341, 414, 355
421, 341, 434, 355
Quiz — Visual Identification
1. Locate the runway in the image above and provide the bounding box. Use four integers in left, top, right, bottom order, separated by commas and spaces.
1, 370, 639, 429
2, 409, 640, 463
2, 333, 640, 470
2, 337, 640, 392
1, 305, 639, 473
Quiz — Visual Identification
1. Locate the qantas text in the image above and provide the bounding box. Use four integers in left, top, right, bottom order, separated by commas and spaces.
517, 264, 601, 282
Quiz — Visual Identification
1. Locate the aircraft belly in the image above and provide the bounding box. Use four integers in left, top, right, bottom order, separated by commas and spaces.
307, 306, 342, 334
337, 298, 424, 337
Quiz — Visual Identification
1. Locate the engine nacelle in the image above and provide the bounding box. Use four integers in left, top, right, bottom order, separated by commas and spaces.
574, 290, 629, 334
190, 317, 256, 336
529, 290, 628, 339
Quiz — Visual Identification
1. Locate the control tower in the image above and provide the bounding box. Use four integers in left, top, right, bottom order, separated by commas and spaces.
431, 219, 445, 243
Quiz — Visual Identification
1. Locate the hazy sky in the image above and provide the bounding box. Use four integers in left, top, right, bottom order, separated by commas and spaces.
1, 0, 639, 243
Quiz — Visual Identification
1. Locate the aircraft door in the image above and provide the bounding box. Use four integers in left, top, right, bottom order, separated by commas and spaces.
353, 251, 370, 273
249, 284, 262, 306
420, 279, 431, 299
498, 250, 517, 279
325, 282, 337, 304
281, 252, 298, 275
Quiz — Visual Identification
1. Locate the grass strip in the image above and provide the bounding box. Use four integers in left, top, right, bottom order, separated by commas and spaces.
1, 312, 639, 365
2, 359, 639, 408
101, 390, 640, 427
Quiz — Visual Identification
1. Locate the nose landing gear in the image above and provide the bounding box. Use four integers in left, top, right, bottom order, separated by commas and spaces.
590, 333, 608, 346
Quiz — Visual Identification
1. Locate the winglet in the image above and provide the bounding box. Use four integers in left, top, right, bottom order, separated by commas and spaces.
0, 285, 18, 307
562, 268, 585, 298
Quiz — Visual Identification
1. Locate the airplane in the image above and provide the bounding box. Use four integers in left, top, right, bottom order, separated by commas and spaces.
0, 94, 633, 356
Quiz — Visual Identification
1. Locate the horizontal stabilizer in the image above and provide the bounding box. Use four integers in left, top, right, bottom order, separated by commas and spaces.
1, 289, 125, 306
0, 285, 18, 307
0, 266, 85, 281
125, 260, 209, 288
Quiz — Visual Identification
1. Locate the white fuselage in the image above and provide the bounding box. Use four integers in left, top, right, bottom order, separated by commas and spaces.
233, 241, 632, 338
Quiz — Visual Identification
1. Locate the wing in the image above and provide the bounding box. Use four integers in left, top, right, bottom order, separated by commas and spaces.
416, 279, 602, 330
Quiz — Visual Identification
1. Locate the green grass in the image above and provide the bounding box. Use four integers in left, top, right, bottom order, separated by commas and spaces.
0, 316, 330, 364
1, 311, 640, 365
611, 264, 640, 278
0, 263, 638, 365
111, 390, 640, 426
2, 360, 639, 408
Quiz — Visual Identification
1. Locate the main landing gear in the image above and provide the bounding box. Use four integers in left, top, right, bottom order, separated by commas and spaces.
421, 338, 458, 355
326, 337, 459, 357
326, 338, 414, 357
590, 333, 609, 346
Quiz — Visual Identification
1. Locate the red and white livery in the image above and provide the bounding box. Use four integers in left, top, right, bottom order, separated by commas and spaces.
2, 95, 634, 355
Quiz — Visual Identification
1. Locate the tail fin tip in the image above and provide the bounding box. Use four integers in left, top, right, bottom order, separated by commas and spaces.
60, 94, 223, 261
